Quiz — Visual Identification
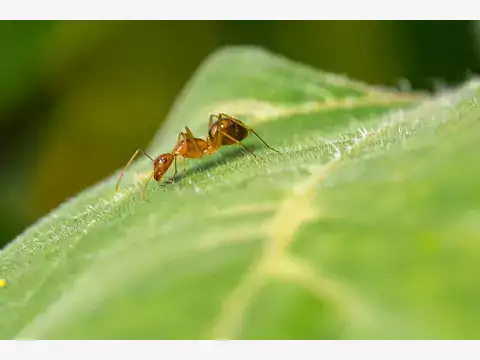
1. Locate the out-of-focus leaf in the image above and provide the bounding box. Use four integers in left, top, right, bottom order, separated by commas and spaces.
0, 21, 53, 118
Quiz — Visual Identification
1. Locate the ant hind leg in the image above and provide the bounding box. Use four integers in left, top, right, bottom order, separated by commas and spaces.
219, 113, 280, 153
219, 131, 257, 158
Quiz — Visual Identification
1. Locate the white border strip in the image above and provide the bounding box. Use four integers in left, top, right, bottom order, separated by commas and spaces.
1, 1, 480, 20
1, 340, 480, 360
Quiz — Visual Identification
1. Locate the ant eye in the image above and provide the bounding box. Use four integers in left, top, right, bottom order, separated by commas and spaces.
161, 158, 168, 164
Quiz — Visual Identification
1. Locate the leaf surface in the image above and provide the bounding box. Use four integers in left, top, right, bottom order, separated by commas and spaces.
1, 47, 479, 340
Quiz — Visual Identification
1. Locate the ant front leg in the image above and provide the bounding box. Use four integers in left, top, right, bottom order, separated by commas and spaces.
181, 132, 188, 177
166, 155, 178, 184
178, 132, 189, 178
166, 132, 184, 184
182, 157, 187, 177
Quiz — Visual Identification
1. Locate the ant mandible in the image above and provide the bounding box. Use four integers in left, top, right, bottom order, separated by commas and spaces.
115, 113, 278, 199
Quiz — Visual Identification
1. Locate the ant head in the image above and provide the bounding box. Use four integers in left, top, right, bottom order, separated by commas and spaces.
153, 153, 174, 182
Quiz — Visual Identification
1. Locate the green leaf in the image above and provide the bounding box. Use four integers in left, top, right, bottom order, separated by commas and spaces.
1, 46, 479, 339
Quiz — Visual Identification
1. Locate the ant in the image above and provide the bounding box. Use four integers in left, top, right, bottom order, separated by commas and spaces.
115, 113, 278, 199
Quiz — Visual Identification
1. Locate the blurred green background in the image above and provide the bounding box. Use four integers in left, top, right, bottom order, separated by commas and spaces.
1, 20, 479, 249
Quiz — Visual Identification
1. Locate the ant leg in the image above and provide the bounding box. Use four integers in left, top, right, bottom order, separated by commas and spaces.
205, 114, 221, 154
208, 114, 218, 129
214, 120, 225, 149
181, 131, 189, 154
166, 155, 178, 183
173, 156, 178, 178
141, 172, 154, 200
182, 157, 188, 177
184, 126, 197, 139
219, 131, 257, 158
219, 113, 280, 153
215, 113, 236, 150
166, 132, 184, 183
116, 148, 155, 192
180, 132, 189, 177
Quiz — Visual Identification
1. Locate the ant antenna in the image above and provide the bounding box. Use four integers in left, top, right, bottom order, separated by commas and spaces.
116, 148, 155, 192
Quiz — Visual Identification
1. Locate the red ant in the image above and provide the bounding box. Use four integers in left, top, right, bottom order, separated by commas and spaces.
115, 113, 278, 198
